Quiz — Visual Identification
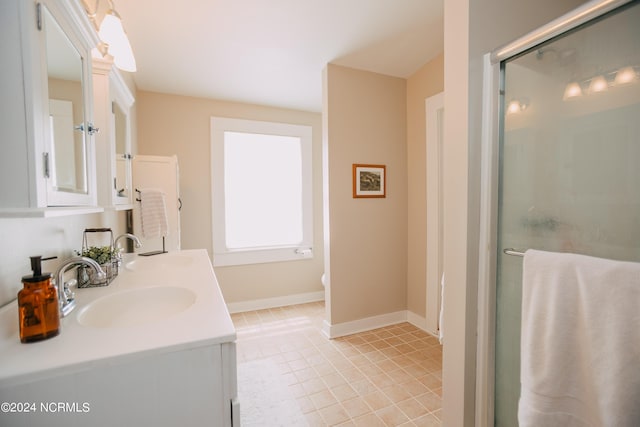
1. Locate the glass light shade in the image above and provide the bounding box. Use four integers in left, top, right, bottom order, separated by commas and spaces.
108, 35, 137, 72
98, 12, 124, 45
588, 75, 608, 93
563, 82, 582, 100
99, 11, 136, 72
614, 66, 638, 85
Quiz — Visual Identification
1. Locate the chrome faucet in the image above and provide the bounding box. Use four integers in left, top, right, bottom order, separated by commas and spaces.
114, 233, 142, 267
115, 233, 142, 250
54, 257, 105, 317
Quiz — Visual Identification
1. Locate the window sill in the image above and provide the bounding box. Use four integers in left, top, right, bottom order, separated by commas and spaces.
213, 247, 313, 267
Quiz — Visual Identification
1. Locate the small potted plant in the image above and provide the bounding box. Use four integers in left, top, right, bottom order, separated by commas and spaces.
76, 245, 121, 287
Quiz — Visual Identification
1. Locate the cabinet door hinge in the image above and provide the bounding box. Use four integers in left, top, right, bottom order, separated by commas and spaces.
43, 152, 50, 178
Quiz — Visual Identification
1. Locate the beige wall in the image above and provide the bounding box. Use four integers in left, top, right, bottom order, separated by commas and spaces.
406, 53, 444, 318
135, 91, 324, 303
323, 64, 408, 326
442, 3, 473, 423
442, 0, 588, 425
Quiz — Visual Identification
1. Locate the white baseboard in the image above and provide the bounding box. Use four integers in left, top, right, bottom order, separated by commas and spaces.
229, 296, 436, 341
322, 310, 407, 339
406, 311, 428, 331
322, 310, 433, 339
407, 311, 439, 339
226, 290, 325, 314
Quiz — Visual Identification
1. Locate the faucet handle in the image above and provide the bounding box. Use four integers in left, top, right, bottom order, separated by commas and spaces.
63, 279, 77, 302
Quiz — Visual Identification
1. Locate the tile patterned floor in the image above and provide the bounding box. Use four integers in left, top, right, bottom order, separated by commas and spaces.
232, 301, 442, 426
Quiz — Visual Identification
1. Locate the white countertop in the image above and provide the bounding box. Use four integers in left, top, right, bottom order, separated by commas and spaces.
0, 249, 236, 388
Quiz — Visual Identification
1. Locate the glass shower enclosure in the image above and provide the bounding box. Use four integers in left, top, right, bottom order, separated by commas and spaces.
490, 1, 640, 425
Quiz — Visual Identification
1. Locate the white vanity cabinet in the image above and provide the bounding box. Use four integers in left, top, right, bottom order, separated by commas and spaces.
93, 57, 135, 210
0, 249, 240, 427
0, 342, 239, 427
0, 0, 101, 217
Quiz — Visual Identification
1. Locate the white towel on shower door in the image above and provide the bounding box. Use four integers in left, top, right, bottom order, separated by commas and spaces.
138, 188, 169, 239
519, 249, 640, 427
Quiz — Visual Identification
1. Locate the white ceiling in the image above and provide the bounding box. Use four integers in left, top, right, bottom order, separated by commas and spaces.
114, 0, 444, 112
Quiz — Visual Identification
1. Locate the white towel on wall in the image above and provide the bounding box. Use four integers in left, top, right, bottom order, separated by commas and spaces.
519, 249, 640, 427
139, 188, 169, 239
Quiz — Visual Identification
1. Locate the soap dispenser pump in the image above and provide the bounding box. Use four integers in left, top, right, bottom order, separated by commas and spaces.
18, 256, 60, 343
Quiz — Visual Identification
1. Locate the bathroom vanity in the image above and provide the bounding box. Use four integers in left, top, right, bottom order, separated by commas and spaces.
0, 249, 239, 427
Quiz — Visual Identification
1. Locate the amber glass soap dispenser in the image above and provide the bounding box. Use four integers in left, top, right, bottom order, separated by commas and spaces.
18, 256, 60, 343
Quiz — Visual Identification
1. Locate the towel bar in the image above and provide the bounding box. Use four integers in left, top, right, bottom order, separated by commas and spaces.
504, 248, 525, 257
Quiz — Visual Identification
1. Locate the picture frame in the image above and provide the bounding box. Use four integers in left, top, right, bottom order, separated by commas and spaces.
353, 164, 386, 198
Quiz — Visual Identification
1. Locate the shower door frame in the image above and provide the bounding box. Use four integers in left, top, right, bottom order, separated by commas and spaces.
475, 0, 634, 425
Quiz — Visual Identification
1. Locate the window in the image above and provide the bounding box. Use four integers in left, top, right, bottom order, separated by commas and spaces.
211, 117, 313, 266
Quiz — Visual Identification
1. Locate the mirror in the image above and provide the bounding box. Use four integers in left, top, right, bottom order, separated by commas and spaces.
113, 101, 130, 200
43, 5, 88, 195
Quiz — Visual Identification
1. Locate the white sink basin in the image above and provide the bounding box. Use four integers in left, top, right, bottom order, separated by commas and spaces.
77, 287, 197, 328
125, 254, 194, 272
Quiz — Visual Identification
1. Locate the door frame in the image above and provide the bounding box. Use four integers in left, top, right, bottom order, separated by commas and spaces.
425, 92, 444, 337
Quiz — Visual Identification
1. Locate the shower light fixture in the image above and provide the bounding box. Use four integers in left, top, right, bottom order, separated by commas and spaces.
563, 65, 639, 101
506, 99, 529, 114
507, 101, 521, 114
614, 66, 638, 85
563, 82, 583, 100
588, 75, 608, 93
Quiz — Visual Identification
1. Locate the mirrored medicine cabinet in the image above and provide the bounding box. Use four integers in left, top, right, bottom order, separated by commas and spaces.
0, 0, 103, 216
43, 2, 95, 205
93, 56, 135, 209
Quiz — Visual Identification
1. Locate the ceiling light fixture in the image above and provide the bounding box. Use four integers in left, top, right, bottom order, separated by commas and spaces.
98, 1, 136, 72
